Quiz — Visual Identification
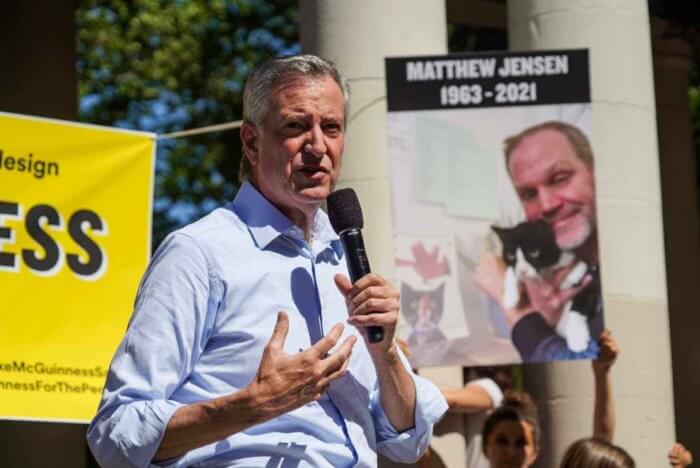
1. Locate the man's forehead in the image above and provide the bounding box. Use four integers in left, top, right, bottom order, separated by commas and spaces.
267, 75, 344, 115
509, 129, 582, 177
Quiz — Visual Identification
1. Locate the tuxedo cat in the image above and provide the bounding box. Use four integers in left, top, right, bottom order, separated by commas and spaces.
401, 282, 448, 351
492, 220, 591, 352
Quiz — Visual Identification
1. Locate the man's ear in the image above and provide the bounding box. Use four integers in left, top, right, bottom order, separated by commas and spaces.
240, 122, 260, 166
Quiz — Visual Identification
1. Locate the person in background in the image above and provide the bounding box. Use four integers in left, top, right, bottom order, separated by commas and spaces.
395, 340, 506, 468
412, 329, 618, 467
560, 334, 693, 468
559, 438, 635, 468
480, 390, 540, 468
557, 438, 694, 468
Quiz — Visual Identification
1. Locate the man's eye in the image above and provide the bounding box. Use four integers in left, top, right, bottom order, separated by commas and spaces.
551, 172, 571, 185
519, 189, 536, 201
287, 122, 304, 130
324, 123, 342, 135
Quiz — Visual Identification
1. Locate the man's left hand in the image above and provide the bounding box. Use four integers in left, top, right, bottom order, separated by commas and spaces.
522, 267, 592, 327
336, 272, 417, 432
334, 273, 399, 355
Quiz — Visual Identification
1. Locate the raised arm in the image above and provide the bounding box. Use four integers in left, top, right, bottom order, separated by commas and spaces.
335, 273, 415, 431
335, 273, 448, 463
591, 329, 618, 441
441, 377, 503, 414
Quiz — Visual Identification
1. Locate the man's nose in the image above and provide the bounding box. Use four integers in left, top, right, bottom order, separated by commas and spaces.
304, 125, 327, 158
538, 186, 562, 216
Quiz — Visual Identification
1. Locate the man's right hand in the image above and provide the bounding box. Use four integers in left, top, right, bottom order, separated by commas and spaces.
247, 311, 357, 417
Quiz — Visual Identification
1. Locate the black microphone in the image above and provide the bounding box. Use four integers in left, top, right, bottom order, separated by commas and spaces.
327, 188, 384, 343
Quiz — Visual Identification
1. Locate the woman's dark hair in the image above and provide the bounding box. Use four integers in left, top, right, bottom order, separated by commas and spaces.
482, 390, 540, 450
467, 365, 514, 393
559, 438, 635, 468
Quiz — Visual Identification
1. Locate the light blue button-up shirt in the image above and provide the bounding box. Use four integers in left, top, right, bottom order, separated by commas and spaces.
87, 182, 447, 468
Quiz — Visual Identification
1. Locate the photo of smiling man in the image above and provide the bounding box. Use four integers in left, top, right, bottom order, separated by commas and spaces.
473, 121, 603, 363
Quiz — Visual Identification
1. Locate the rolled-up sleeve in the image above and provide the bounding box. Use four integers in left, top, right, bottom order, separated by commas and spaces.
370, 352, 448, 463
86, 233, 217, 468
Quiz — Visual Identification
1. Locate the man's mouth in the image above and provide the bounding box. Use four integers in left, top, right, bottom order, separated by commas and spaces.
552, 216, 574, 232
297, 166, 328, 178
549, 209, 580, 232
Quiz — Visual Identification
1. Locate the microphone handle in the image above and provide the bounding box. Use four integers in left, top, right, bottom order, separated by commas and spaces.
340, 229, 384, 343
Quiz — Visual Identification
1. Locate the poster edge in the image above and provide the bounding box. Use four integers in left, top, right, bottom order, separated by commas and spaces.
0, 111, 157, 139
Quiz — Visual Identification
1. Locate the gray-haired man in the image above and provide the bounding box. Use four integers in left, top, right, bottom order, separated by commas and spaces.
87, 55, 447, 467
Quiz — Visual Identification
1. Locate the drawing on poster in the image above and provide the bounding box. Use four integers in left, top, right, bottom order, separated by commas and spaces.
386, 50, 602, 366
394, 236, 469, 366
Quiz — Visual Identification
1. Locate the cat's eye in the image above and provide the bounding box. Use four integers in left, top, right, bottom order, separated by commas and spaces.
506, 253, 516, 261
529, 249, 540, 258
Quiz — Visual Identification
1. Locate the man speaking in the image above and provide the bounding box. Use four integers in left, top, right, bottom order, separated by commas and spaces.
86, 55, 447, 467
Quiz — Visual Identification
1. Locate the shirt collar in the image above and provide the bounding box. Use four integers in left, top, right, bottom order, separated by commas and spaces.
231, 181, 342, 256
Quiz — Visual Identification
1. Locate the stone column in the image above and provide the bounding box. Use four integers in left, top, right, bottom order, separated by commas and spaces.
508, 1, 676, 466
651, 17, 700, 458
299, 2, 466, 467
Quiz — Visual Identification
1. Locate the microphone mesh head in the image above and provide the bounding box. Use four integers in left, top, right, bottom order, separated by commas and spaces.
327, 188, 364, 232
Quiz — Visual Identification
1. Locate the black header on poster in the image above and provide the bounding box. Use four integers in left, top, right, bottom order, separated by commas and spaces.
385, 49, 590, 111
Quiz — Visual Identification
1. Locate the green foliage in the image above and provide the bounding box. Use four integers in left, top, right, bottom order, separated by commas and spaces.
77, 0, 298, 246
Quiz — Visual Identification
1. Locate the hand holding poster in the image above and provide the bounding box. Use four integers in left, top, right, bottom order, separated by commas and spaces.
386, 50, 602, 366
0, 112, 155, 422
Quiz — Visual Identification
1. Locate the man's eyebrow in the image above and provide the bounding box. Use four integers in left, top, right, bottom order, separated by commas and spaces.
280, 109, 309, 117
549, 160, 576, 172
322, 115, 344, 123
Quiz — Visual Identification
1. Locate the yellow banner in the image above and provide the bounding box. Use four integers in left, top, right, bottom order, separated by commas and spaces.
0, 112, 155, 422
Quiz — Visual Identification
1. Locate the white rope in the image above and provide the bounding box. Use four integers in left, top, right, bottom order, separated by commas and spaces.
158, 120, 243, 140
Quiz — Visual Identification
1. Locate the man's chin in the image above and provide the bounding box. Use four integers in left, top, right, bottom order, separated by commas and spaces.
555, 220, 593, 251
295, 185, 332, 203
